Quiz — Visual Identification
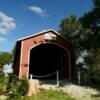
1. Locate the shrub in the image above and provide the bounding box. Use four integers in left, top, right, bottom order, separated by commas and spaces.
0, 77, 6, 95
0, 69, 9, 95
7, 75, 29, 100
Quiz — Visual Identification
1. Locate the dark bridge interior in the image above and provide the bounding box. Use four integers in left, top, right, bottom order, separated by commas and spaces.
29, 43, 68, 79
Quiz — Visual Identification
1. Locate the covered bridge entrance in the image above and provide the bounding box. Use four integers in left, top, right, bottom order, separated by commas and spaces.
29, 43, 69, 80
13, 29, 75, 80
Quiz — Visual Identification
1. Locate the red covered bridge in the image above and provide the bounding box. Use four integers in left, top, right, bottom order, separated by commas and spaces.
13, 29, 75, 80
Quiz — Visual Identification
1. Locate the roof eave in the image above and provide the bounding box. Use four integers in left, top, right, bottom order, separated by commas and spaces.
17, 29, 74, 46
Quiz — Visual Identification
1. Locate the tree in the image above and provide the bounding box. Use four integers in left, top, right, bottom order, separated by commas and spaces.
79, 0, 100, 50
79, 0, 100, 84
59, 15, 83, 54
59, 15, 80, 41
59, 15, 93, 51
59, 15, 87, 84
59, 0, 100, 84
0, 51, 12, 68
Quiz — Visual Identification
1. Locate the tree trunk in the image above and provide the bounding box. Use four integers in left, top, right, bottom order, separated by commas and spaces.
28, 79, 40, 96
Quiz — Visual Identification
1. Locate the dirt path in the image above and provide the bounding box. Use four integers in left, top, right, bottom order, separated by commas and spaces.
0, 95, 7, 100
40, 81, 99, 100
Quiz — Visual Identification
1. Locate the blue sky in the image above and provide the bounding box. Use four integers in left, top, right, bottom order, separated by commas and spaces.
0, 0, 93, 52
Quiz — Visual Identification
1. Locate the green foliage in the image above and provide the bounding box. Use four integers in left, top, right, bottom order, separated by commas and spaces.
0, 78, 6, 95
17, 79, 29, 96
85, 48, 100, 84
79, 0, 100, 49
59, 15, 80, 41
0, 68, 4, 78
7, 75, 29, 100
0, 72, 9, 95
93, 0, 100, 8
0, 51, 12, 68
59, 14, 91, 51
22, 90, 75, 100
79, 0, 100, 84
59, 0, 100, 85
6, 75, 20, 92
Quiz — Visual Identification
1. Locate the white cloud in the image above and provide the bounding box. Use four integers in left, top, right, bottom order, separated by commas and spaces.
28, 6, 48, 18
0, 37, 6, 43
0, 11, 16, 43
29, 6, 45, 14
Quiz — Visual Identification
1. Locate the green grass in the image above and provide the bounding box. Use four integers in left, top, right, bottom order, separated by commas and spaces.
22, 89, 76, 100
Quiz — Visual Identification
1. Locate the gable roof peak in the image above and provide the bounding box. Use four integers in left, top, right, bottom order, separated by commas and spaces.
18, 29, 59, 41
17, 29, 74, 46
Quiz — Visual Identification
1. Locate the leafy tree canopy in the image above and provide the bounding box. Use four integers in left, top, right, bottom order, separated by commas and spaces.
0, 51, 12, 68
59, 0, 100, 84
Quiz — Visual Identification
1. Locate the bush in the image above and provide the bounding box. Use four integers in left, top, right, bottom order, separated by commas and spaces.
0, 69, 9, 95
0, 77, 6, 95
7, 75, 29, 100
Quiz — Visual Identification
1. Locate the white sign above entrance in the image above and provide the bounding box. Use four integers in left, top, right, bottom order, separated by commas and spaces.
45, 33, 57, 40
